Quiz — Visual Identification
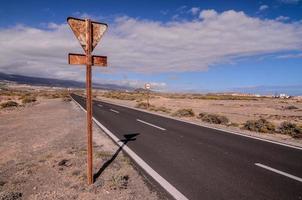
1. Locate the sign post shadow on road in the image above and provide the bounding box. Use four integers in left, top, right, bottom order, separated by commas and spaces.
67, 17, 108, 184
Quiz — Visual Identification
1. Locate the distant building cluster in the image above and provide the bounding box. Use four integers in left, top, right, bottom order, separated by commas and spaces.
273, 93, 290, 99
220, 92, 294, 99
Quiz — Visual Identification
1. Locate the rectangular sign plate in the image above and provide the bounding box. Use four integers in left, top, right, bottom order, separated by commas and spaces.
68, 53, 107, 66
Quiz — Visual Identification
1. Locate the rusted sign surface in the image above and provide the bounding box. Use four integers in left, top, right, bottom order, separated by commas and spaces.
67, 17, 108, 51
68, 53, 107, 66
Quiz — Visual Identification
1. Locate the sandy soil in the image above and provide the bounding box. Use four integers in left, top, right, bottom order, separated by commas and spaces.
0, 99, 159, 200
100, 96, 302, 125
98, 95, 302, 147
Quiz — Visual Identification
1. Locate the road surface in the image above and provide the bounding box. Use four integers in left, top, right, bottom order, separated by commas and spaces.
71, 94, 302, 200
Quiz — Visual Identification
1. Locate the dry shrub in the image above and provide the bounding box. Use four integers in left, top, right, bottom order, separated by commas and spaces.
243, 119, 275, 133
172, 108, 195, 117
278, 121, 302, 138
199, 113, 229, 125
149, 106, 171, 113
135, 102, 149, 109
103, 91, 143, 101
135, 102, 171, 113
63, 96, 72, 102
285, 105, 298, 110
109, 174, 129, 190
1, 101, 19, 108
21, 96, 36, 104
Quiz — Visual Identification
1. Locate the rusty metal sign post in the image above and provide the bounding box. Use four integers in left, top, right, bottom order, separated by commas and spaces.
145, 83, 151, 108
67, 17, 108, 185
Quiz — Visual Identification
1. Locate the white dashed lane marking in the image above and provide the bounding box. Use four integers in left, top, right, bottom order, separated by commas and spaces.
110, 109, 119, 114
255, 163, 302, 183
136, 119, 166, 131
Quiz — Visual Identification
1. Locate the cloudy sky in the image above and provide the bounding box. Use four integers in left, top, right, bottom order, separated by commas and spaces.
0, 0, 302, 94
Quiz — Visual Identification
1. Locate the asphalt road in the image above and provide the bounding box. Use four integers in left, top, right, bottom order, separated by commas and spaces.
71, 94, 302, 200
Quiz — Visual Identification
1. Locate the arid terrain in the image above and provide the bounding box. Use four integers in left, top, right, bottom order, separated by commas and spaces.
1, 83, 301, 200
0, 87, 160, 200
95, 91, 302, 146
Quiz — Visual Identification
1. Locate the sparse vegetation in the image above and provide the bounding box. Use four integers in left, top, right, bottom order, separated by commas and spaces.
63, 96, 72, 102
135, 102, 150, 109
103, 91, 144, 101
278, 121, 302, 138
21, 96, 36, 104
109, 174, 129, 190
161, 93, 262, 101
243, 119, 275, 133
95, 151, 112, 159
135, 102, 171, 113
149, 106, 171, 113
285, 105, 299, 110
172, 108, 195, 117
0, 101, 19, 108
199, 112, 229, 125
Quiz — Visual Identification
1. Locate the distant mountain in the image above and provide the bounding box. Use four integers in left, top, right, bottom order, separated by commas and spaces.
0, 72, 133, 91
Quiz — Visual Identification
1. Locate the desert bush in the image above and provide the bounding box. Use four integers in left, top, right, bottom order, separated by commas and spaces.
95, 151, 112, 159
199, 113, 229, 125
103, 91, 143, 101
172, 108, 195, 117
243, 119, 275, 133
21, 96, 36, 104
135, 102, 171, 113
278, 121, 302, 138
63, 96, 72, 102
149, 106, 171, 113
1, 101, 19, 108
285, 105, 298, 110
135, 102, 149, 109
109, 174, 129, 190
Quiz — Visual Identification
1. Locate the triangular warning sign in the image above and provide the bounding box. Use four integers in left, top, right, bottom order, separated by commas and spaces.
67, 17, 108, 52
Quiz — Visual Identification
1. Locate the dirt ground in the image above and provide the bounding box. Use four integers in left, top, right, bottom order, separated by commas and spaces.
0, 98, 159, 200
100, 95, 302, 125
98, 95, 302, 147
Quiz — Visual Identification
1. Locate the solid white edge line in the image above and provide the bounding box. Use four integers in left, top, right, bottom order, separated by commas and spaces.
97, 98, 302, 151
255, 163, 302, 183
137, 119, 166, 131
98, 104, 103, 107
110, 109, 119, 113
71, 96, 189, 200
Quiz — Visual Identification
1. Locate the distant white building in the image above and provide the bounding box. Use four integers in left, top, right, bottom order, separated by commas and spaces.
278, 93, 290, 99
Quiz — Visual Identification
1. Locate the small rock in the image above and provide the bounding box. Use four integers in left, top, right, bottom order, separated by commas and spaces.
58, 159, 69, 166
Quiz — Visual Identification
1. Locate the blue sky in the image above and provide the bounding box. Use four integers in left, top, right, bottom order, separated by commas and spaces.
0, 0, 302, 94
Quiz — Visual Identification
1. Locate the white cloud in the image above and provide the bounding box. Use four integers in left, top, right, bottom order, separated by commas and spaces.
199, 9, 218, 19
189, 7, 200, 15
276, 16, 290, 21
259, 5, 269, 11
1, 9, 302, 82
